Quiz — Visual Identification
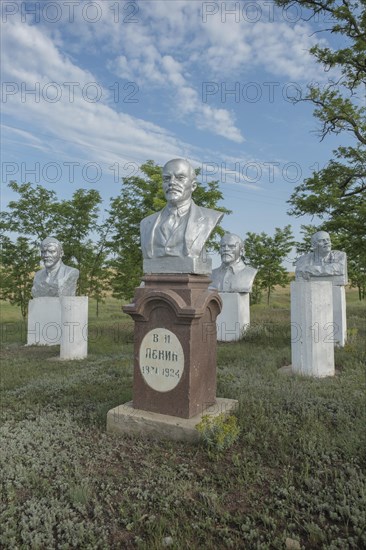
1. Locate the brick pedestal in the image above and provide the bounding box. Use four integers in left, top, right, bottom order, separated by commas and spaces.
123, 274, 222, 419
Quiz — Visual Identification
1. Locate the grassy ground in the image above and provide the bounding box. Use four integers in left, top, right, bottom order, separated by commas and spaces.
0, 289, 365, 549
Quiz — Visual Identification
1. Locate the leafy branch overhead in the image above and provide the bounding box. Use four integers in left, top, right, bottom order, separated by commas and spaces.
275, 0, 366, 299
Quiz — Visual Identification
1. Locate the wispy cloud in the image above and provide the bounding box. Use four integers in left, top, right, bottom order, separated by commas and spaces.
1, 18, 195, 167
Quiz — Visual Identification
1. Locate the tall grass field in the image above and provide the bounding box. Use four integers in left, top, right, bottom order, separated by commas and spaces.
1, 287, 365, 549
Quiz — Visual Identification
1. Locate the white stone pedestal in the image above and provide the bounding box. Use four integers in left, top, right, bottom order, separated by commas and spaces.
27, 297, 62, 345
60, 296, 88, 360
216, 292, 249, 342
333, 285, 347, 347
291, 281, 335, 377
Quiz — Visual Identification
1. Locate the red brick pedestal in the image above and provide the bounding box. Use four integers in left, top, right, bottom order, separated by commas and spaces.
123, 274, 222, 419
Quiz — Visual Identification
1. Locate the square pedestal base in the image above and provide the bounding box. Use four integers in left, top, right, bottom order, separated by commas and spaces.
124, 274, 222, 418
291, 281, 335, 377
333, 285, 347, 347
217, 293, 250, 342
27, 297, 62, 345
278, 365, 337, 378
106, 398, 239, 443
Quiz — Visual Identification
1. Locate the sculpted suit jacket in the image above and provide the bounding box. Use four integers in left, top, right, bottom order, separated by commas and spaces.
295, 250, 348, 285
140, 201, 224, 259
32, 262, 79, 298
211, 261, 258, 292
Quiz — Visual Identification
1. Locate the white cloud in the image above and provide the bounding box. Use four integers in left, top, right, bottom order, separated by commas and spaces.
8, 1, 332, 146
104, 2, 334, 143
109, 22, 245, 142
0, 18, 192, 167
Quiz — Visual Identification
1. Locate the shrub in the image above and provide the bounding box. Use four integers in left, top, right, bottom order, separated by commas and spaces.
196, 414, 240, 458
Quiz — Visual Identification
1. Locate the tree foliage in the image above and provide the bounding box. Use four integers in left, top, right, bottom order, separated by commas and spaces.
106, 160, 231, 300
1, 181, 59, 240
0, 183, 110, 310
244, 226, 295, 304
274, 0, 366, 297
275, 0, 365, 145
1, 161, 231, 311
0, 236, 39, 319
297, 223, 366, 299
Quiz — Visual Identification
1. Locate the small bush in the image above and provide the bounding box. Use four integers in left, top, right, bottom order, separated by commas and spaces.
196, 414, 240, 458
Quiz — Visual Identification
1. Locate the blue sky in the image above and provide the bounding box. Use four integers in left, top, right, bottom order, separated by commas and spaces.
1, 0, 347, 266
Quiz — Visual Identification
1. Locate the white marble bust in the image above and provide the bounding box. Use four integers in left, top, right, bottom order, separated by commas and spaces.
31, 237, 79, 298
295, 231, 347, 285
211, 233, 257, 292
140, 158, 224, 274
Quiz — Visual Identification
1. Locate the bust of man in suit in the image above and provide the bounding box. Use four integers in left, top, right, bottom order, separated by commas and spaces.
31, 237, 79, 298
295, 231, 347, 285
211, 233, 257, 292
140, 158, 224, 274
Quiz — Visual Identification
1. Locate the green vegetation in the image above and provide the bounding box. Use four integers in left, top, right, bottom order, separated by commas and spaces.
1, 289, 365, 549
244, 225, 295, 304
1, 162, 230, 312
274, 0, 366, 299
196, 414, 241, 459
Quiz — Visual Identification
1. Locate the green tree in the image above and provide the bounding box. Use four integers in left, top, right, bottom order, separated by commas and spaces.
0, 236, 39, 319
0, 182, 110, 313
297, 224, 366, 299
295, 224, 320, 256
54, 189, 103, 295
274, 0, 366, 297
244, 226, 295, 304
0, 181, 59, 240
106, 160, 230, 300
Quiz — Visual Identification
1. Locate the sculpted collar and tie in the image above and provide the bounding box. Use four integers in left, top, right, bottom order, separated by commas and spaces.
45, 261, 62, 281
211, 257, 258, 292
163, 199, 191, 220
140, 200, 222, 259
221, 258, 244, 275
139, 158, 224, 272
313, 251, 334, 265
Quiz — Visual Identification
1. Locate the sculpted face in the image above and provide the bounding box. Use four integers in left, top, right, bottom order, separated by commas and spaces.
312, 231, 331, 256
220, 233, 243, 266
41, 242, 62, 269
162, 159, 197, 206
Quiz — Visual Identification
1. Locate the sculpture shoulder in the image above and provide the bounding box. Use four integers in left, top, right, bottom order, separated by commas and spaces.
194, 204, 224, 225
211, 266, 222, 281
295, 252, 312, 266
332, 250, 347, 262
141, 211, 160, 228
60, 263, 79, 278
33, 268, 46, 282
242, 264, 258, 278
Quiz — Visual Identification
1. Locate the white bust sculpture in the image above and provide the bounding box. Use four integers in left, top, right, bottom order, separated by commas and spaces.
211, 233, 257, 292
31, 237, 79, 298
140, 158, 224, 273
295, 231, 347, 285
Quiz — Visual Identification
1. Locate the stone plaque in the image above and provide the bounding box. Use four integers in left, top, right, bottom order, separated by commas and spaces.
139, 328, 184, 392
